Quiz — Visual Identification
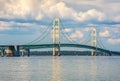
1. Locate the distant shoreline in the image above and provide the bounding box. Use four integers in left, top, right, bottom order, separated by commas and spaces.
28, 51, 119, 56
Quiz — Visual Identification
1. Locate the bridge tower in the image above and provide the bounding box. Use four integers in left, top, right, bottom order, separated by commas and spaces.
91, 28, 97, 56
52, 18, 60, 56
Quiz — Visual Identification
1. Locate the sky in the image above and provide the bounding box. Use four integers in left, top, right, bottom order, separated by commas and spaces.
0, 0, 120, 51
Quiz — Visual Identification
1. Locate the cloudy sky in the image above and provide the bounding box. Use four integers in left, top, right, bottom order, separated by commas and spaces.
0, 0, 120, 51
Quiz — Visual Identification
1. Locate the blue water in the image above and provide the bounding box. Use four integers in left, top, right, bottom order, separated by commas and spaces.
0, 56, 120, 81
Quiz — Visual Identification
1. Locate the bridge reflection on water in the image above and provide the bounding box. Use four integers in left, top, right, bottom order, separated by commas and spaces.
52, 57, 61, 81
52, 57, 99, 81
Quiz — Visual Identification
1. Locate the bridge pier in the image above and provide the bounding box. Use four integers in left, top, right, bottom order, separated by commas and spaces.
27, 49, 30, 57
14, 45, 20, 56
6, 46, 13, 56
92, 51, 96, 56
21, 49, 25, 56
5, 45, 20, 57
0, 49, 5, 57
21, 48, 30, 57
58, 46, 60, 56
107, 51, 112, 56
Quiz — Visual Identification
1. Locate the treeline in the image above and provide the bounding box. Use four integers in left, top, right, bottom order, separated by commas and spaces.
29, 51, 109, 56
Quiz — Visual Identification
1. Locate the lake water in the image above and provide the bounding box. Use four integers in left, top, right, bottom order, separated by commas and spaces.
0, 56, 120, 81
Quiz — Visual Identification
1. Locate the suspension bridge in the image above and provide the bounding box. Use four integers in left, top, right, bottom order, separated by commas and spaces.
0, 18, 120, 56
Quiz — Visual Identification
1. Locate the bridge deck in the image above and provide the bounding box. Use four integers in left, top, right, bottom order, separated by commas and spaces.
0, 44, 120, 55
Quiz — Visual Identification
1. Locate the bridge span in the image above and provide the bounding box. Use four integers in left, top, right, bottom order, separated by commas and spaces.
0, 44, 120, 56
20, 43, 120, 56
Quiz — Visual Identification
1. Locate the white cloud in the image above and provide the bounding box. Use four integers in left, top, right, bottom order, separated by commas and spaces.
77, 9, 106, 22
43, 1, 106, 22
99, 30, 110, 37
0, 27, 11, 31
0, 21, 46, 32
39, 1, 78, 20
58, 0, 120, 22
44, 1, 106, 22
70, 30, 84, 39
87, 24, 97, 27
0, 0, 107, 22
83, 27, 91, 32
114, 15, 120, 22
45, 2, 105, 21
63, 28, 72, 32
0, 0, 33, 19
0, 21, 12, 31
108, 38, 120, 44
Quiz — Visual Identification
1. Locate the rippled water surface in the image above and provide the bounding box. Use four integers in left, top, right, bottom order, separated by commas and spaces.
0, 56, 120, 81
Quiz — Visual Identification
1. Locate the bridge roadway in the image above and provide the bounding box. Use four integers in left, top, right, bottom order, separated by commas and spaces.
20, 43, 120, 55
0, 43, 120, 55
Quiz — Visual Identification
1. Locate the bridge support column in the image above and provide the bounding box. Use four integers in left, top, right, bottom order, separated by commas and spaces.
6, 46, 14, 56
0, 49, 5, 57
27, 49, 30, 57
14, 45, 20, 56
108, 51, 112, 56
5, 45, 20, 57
21, 48, 30, 57
52, 18, 61, 56
91, 28, 97, 56
21, 49, 25, 56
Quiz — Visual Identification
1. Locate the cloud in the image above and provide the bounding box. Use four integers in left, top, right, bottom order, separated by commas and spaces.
46, 4, 105, 22
83, 27, 92, 32
76, 9, 106, 22
47, 3, 106, 22
0, 27, 12, 31
0, 21, 12, 31
0, 21, 47, 34
108, 38, 120, 44
0, 0, 119, 24
59, 0, 120, 22
62, 28, 72, 32
114, 15, 120, 22
99, 30, 110, 37
98, 26, 120, 39
39, 1, 78, 20
87, 24, 97, 27
70, 30, 84, 39
0, 0, 107, 23
0, 0, 33, 19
